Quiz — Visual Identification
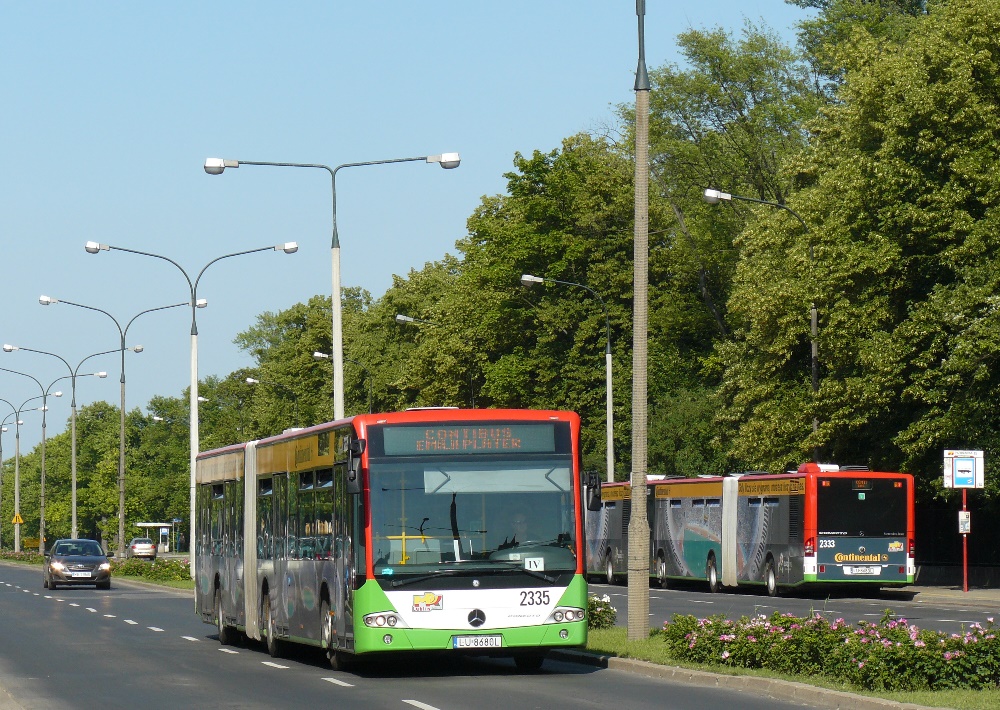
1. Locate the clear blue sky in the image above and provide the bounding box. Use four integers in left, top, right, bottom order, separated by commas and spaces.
1, 1, 811, 451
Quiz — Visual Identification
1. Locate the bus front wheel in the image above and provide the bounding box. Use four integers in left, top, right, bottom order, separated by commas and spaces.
764, 558, 778, 597
605, 553, 616, 585
216, 588, 234, 646
656, 553, 669, 589
264, 594, 283, 658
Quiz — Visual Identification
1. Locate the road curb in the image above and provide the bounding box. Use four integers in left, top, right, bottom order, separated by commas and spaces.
550, 650, 935, 710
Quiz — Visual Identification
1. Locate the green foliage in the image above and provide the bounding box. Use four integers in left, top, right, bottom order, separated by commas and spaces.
658, 610, 1000, 691
587, 594, 618, 630
110, 557, 190, 582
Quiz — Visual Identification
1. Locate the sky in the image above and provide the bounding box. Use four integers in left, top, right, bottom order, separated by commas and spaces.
0, 1, 812, 453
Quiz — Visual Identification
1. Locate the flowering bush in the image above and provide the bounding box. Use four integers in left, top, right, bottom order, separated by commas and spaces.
657, 610, 1000, 691
0, 550, 45, 565
111, 557, 191, 581
588, 594, 617, 630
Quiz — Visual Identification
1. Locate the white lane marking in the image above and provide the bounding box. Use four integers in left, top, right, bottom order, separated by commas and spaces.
262, 661, 289, 669
44, 595, 53, 599
22, 590, 31, 593
124, 620, 138, 625
105, 614, 116, 618
403, 701, 442, 710
936, 619, 980, 624
69, 603, 80, 607
322, 677, 354, 687
182, 636, 200, 642
87, 608, 98, 613
690, 600, 713, 604
148, 627, 164, 632
33, 593, 40, 596
219, 648, 239, 654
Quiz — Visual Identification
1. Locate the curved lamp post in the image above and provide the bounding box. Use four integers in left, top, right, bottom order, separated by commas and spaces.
0, 372, 62, 553
85, 241, 297, 573
204, 152, 460, 421
4, 344, 114, 538
5, 396, 46, 552
521, 274, 615, 483
703, 188, 819, 457
0, 403, 23, 550
39, 294, 186, 557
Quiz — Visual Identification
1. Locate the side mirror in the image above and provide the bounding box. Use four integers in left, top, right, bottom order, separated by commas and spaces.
585, 471, 603, 511
346, 438, 366, 495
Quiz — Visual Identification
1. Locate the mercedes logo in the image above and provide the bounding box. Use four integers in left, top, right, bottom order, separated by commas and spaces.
468, 609, 486, 628
859, 546, 867, 553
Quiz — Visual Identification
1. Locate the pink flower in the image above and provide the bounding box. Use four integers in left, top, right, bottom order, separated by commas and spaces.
721, 651, 730, 660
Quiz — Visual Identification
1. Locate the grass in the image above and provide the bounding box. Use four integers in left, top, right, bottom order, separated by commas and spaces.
586, 627, 1000, 710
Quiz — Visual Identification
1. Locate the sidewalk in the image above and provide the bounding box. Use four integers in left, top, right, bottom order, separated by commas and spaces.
892, 585, 1000, 610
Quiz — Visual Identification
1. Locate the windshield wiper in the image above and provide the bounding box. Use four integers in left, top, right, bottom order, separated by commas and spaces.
388, 568, 467, 588
492, 561, 559, 584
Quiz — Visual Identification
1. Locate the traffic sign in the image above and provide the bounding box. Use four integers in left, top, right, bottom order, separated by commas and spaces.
12, 513, 23, 525
943, 449, 985, 489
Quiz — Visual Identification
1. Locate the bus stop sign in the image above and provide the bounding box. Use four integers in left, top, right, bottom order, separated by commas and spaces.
943, 449, 984, 489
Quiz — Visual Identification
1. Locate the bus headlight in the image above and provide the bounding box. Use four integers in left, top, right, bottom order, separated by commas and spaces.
363, 612, 409, 629
545, 607, 585, 624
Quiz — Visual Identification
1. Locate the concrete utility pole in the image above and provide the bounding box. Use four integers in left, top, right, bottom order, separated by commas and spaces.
627, 0, 652, 642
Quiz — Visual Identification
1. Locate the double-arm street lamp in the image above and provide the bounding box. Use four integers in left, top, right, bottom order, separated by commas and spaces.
204, 152, 460, 422
703, 188, 819, 455
3, 396, 46, 552
39, 294, 186, 557
0, 371, 62, 553
521, 274, 615, 483
85, 241, 297, 572
0, 402, 24, 550
4, 344, 112, 538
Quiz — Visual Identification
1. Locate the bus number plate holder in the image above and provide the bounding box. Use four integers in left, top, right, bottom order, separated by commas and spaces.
452, 635, 502, 649
845, 566, 880, 575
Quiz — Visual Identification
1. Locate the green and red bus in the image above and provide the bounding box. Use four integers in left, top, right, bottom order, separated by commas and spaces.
195, 408, 598, 670
587, 463, 915, 595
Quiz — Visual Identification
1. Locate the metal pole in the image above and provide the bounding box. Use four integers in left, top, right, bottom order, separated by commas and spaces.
963, 488, 969, 593
627, 0, 651, 641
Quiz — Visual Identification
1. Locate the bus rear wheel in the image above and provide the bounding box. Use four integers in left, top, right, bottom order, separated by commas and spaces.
264, 594, 283, 658
656, 553, 669, 589
216, 588, 236, 645
605, 553, 615, 585
764, 558, 779, 597
706, 555, 720, 593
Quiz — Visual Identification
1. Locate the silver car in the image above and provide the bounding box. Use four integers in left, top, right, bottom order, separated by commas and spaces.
43, 539, 111, 590
126, 537, 157, 560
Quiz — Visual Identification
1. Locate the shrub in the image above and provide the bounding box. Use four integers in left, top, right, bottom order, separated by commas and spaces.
588, 594, 617, 630
110, 557, 191, 582
657, 610, 1000, 692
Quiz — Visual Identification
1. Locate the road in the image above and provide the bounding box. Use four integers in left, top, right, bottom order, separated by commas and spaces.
591, 579, 998, 636
0, 563, 813, 710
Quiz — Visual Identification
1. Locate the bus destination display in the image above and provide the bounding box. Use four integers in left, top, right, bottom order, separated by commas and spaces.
383, 424, 556, 456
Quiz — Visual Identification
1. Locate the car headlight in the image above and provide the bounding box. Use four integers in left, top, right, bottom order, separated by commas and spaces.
99, 562, 111, 571
50, 561, 66, 571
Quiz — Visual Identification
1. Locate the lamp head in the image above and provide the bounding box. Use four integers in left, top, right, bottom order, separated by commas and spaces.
52, 391, 63, 398
204, 158, 240, 175
520, 274, 544, 288
97, 372, 108, 378
39, 295, 57, 306
197, 396, 209, 403
246, 377, 260, 384
427, 152, 461, 169
84, 241, 109, 254
195, 298, 208, 309
313, 351, 330, 360
703, 188, 731, 204
152, 416, 165, 422
2, 344, 15, 352
276, 242, 298, 254
395, 314, 414, 324
132, 345, 144, 354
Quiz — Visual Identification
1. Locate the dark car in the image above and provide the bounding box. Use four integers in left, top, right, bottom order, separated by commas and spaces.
43, 539, 111, 590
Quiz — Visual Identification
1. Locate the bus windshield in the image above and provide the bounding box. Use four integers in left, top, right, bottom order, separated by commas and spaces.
369, 456, 577, 578
817, 478, 908, 537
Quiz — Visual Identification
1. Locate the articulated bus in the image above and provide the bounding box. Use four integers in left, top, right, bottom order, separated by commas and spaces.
587, 463, 915, 595
195, 409, 600, 670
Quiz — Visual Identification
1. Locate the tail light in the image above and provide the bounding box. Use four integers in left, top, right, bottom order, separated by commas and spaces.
805, 538, 815, 556
909, 539, 915, 556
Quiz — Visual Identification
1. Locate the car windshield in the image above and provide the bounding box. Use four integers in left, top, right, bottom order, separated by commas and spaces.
54, 541, 103, 556
133, 539, 153, 545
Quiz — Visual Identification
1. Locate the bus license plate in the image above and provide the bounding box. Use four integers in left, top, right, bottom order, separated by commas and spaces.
846, 566, 880, 575
452, 635, 502, 649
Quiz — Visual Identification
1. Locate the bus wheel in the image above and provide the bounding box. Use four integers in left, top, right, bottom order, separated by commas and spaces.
215, 588, 233, 646
656, 554, 669, 589
514, 652, 547, 672
605, 554, 615, 585
706, 555, 720, 593
264, 594, 283, 658
764, 558, 778, 597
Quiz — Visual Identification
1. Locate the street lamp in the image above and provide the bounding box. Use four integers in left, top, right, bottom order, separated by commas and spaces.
313, 351, 373, 414
4, 344, 115, 538
85, 241, 297, 573
0, 370, 62, 554
521, 273, 615, 483
245, 377, 300, 429
3, 396, 45, 552
204, 152, 460, 421
703, 188, 819, 456
0, 403, 23, 550
39, 295, 185, 557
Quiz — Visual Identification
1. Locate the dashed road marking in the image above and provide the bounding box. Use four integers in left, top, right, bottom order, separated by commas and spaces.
219, 648, 239, 654
262, 661, 289, 669
148, 626, 164, 632
322, 677, 354, 687
69, 603, 80, 607
403, 700, 442, 710
182, 636, 200, 642
124, 620, 138, 625
87, 608, 97, 613
105, 614, 116, 618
